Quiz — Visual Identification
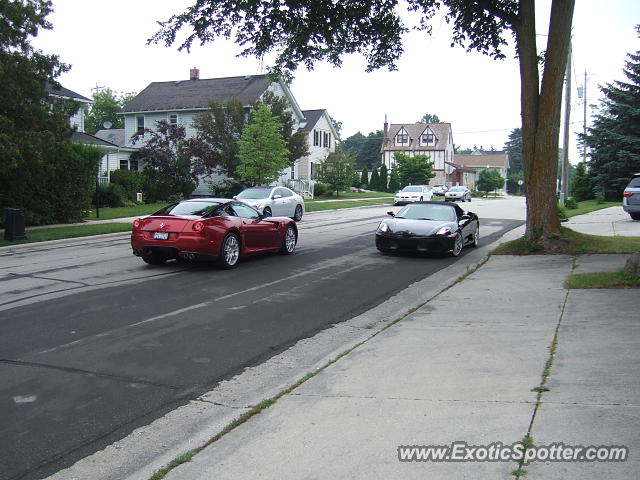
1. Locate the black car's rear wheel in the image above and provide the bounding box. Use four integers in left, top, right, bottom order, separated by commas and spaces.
141, 249, 167, 265
450, 232, 463, 257
293, 204, 303, 221
280, 225, 297, 254
219, 233, 240, 269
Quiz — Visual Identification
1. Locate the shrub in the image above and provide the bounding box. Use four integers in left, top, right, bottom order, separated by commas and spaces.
110, 169, 144, 202
595, 190, 605, 204
313, 183, 329, 196
565, 197, 579, 209
557, 203, 568, 220
94, 183, 125, 208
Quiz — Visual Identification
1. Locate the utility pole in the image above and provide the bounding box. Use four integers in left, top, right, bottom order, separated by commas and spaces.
582, 69, 587, 163
560, 42, 572, 204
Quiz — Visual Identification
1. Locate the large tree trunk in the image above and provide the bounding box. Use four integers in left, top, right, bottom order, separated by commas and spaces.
516, 0, 575, 242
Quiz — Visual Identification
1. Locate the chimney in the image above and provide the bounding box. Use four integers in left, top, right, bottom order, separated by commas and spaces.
383, 114, 388, 142
190, 67, 200, 80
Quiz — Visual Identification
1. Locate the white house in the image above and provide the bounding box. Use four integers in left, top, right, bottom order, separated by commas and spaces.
299, 109, 339, 181
45, 82, 92, 133
93, 129, 139, 181
381, 121, 455, 186
120, 70, 328, 195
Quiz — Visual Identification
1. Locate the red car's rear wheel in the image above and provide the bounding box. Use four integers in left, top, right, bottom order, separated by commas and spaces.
219, 233, 240, 269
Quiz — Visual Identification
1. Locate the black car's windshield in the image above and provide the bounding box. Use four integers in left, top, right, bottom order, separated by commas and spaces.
396, 204, 456, 222
236, 188, 273, 199
156, 201, 223, 217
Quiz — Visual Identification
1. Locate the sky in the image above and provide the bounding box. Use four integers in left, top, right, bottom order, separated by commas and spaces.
31, 0, 640, 160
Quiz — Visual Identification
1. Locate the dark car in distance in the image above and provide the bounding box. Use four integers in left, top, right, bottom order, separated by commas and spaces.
131, 198, 297, 269
375, 201, 479, 257
623, 173, 640, 220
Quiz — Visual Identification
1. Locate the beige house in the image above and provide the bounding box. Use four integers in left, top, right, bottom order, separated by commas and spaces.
455, 151, 510, 193
380, 121, 455, 186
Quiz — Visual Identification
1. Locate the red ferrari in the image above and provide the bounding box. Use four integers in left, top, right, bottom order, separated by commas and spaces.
131, 198, 298, 269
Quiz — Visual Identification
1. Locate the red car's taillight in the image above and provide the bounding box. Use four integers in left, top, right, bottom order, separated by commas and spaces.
133, 218, 142, 229
192, 221, 204, 232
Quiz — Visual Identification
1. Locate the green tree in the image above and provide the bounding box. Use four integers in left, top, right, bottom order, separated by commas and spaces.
131, 121, 211, 198
379, 163, 389, 191
419, 113, 443, 123
507, 171, 525, 194
318, 150, 355, 197
369, 167, 380, 191
258, 91, 309, 166
153, 0, 576, 245
0, 0, 96, 225
192, 98, 246, 177
388, 167, 400, 192
336, 130, 382, 169
583, 26, 640, 200
570, 162, 594, 201
237, 105, 289, 185
394, 152, 435, 187
84, 88, 136, 134
360, 167, 369, 189
504, 127, 523, 174
477, 169, 505, 196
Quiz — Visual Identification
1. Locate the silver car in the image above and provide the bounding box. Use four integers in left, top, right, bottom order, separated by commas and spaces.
235, 186, 305, 221
444, 186, 472, 202
623, 173, 640, 220
432, 184, 449, 196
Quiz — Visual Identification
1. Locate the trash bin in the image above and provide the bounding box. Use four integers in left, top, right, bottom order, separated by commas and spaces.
4, 208, 27, 241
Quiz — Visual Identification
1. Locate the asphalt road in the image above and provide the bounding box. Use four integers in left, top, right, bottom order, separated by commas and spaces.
0, 202, 523, 480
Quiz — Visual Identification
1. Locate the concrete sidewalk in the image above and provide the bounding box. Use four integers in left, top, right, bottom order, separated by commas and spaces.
154, 213, 639, 478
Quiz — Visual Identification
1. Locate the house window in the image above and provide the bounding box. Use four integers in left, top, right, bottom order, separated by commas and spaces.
169, 114, 178, 125
313, 130, 319, 147
136, 115, 145, 133
120, 160, 129, 170
311, 162, 317, 180
323, 132, 329, 148
130, 159, 139, 171
396, 134, 408, 144
422, 134, 434, 144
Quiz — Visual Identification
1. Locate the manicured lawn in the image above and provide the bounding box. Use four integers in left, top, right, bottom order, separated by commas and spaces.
82, 202, 168, 220
565, 200, 620, 218
306, 198, 393, 212
493, 227, 640, 255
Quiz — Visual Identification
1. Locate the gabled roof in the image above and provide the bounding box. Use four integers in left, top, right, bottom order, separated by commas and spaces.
301, 110, 325, 131
122, 74, 273, 113
71, 131, 118, 148
455, 153, 510, 169
45, 82, 92, 103
383, 123, 452, 151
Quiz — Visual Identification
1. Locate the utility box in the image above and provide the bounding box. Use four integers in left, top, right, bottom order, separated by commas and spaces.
136, 192, 143, 202
4, 208, 27, 241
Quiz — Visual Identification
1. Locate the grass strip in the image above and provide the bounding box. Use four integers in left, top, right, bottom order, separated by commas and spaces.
565, 270, 640, 289
0, 223, 132, 247
493, 227, 640, 255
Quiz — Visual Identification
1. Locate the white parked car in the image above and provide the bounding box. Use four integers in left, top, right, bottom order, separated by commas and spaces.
235, 186, 305, 221
444, 186, 472, 202
394, 185, 434, 205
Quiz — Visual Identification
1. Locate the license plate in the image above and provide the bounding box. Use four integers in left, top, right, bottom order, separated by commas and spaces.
153, 232, 169, 240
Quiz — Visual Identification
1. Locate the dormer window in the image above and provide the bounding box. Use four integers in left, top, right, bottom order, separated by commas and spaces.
420, 128, 436, 146
395, 127, 409, 146
169, 114, 178, 126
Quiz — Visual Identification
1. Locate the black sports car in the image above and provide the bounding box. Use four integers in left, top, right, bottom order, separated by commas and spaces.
375, 201, 479, 257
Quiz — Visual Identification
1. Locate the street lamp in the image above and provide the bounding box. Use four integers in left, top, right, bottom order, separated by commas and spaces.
518, 179, 524, 196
